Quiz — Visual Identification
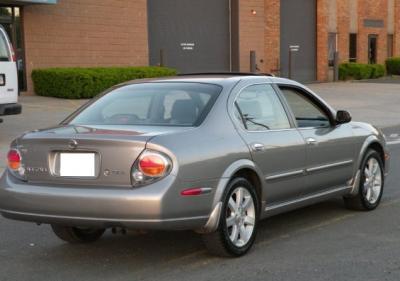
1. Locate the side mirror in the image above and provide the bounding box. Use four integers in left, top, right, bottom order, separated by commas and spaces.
336, 110, 352, 124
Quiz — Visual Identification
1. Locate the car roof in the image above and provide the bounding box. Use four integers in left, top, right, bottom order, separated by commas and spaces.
122, 73, 299, 87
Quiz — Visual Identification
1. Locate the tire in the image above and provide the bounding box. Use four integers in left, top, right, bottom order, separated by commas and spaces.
344, 149, 384, 211
202, 177, 259, 257
51, 225, 106, 243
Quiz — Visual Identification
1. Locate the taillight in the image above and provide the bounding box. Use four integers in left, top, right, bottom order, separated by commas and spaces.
139, 153, 168, 177
131, 150, 172, 187
7, 149, 21, 170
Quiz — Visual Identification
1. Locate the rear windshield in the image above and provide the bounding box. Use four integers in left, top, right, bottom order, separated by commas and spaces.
69, 82, 222, 127
0, 30, 10, 62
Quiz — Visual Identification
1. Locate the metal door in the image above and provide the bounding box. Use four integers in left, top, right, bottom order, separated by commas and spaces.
280, 0, 317, 82
148, 0, 231, 73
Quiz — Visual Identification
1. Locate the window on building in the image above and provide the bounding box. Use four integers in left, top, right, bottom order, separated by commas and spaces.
368, 34, 377, 64
388, 34, 394, 58
328, 33, 337, 67
349, 33, 357, 62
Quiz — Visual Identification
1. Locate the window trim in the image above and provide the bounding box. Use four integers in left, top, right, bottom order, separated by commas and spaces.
231, 83, 296, 133
276, 84, 336, 129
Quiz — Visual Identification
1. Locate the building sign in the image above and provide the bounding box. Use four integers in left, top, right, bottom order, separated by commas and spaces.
180, 42, 195, 51
364, 19, 384, 28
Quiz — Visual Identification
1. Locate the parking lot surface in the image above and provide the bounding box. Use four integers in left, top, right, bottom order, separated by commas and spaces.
0, 82, 400, 281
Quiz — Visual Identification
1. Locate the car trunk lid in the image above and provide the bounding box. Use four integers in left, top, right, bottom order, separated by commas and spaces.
17, 125, 187, 187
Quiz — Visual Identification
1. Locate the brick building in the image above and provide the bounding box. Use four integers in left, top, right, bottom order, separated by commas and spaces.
0, 0, 399, 94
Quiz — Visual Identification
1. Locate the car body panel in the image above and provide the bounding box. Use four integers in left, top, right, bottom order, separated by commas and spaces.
0, 74, 389, 231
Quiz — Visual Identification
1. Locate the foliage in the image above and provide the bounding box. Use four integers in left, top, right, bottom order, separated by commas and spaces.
32, 67, 177, 99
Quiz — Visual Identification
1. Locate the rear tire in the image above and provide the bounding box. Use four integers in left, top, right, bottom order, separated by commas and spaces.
51, 225, 105, 243
202, 177, 259, 257
344, 149, 384, 211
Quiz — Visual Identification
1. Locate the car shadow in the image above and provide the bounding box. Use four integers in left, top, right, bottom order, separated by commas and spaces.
42, 199, 350, 268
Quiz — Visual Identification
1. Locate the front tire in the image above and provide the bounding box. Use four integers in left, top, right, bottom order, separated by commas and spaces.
344, 149, 384, 211
202, 177, 259, 257
51, 225, 106, 243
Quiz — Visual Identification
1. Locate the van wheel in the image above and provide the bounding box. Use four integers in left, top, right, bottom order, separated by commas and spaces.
344, 150, 384, 211
202, 177, 259, 257
51, 225, 105, 243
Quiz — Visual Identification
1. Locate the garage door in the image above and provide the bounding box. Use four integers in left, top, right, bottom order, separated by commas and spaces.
148, 0, 231, 73
280, 0, 316, 82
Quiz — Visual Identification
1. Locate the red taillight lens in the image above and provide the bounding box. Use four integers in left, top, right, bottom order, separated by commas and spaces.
7, 149, 21, 170
138, 153, 168, 177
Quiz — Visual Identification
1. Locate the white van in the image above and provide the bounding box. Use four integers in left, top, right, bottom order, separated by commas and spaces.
0, 25, 21, 121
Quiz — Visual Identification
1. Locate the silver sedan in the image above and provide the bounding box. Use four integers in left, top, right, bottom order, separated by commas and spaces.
0, 74, 389, 256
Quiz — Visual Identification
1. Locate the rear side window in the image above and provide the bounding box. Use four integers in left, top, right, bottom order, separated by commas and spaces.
70, 82, 222, 127
235, 84, 291, 131
0, 30, 11, 62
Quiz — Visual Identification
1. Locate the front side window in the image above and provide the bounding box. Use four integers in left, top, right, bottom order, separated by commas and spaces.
70, 82, 222, 127
280, 87, 330, 128
235, 84, 291, 131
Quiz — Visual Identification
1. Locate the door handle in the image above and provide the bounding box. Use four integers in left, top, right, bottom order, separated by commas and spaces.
306, 137, 318, 145
251, 143, 265, 152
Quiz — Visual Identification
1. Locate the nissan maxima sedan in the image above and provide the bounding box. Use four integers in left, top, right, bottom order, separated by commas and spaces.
0, 74, 389, 256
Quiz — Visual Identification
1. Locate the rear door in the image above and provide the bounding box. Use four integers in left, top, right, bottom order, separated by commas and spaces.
231, 81, 307, 204
0, 26, 17, 104
278, 85, 356, 195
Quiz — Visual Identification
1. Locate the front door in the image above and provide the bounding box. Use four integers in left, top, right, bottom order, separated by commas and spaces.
279, 85, 356, 195
232, 83, 307, 204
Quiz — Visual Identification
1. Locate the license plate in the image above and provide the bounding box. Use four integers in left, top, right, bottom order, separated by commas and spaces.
59, 153, 95, 177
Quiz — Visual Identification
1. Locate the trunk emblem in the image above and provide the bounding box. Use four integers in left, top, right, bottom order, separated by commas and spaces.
68, 139, 78, 149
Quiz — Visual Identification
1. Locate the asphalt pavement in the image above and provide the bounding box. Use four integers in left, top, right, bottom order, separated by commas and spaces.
0, 82, 400, 281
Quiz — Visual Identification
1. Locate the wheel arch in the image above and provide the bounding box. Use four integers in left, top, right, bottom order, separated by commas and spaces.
212, 159, 265, 207
357, 136, 386, 170
200, 159, 264, 234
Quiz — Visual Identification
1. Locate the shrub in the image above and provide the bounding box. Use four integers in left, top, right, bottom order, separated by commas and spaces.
386, 57, 400, 75
339, 63, 385, 80
370, 64, 385, 78
32, 66, 177, 99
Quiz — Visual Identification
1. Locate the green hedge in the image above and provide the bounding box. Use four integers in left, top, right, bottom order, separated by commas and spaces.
386, 57, 400, 75
32, 66, 177, 99
339, 63, 385, 80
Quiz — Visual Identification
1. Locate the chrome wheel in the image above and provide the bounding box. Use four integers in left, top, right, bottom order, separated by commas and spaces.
363, 157, 382, 205
225, 187, 256, 247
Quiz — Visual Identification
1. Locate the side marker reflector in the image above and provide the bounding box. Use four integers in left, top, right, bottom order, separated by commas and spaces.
181, 187, 212, 196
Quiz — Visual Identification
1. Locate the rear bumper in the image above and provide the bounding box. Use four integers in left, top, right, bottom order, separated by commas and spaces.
0, 103, 22, 116
0, 171, 213, 230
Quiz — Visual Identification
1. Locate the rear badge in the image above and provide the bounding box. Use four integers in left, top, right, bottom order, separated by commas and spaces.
26, 167, 48, 174
103, 169, 125, 177
68, 139, 78, 150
